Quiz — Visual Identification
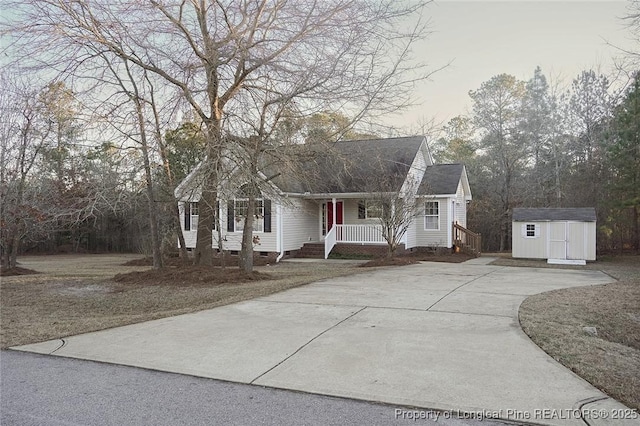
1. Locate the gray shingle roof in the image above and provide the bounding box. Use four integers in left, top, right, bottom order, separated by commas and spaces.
274, 136, 426, 193
512, 208, 597, 222
418, 164, 464, 195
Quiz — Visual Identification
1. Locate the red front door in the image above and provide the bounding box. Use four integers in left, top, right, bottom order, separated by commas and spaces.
327, 201, 343, 231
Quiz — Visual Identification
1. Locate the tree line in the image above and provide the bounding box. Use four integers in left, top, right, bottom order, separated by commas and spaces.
433, 67, 639, 253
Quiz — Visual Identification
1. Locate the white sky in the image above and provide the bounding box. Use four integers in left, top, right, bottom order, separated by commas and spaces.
390, 0, 635, 130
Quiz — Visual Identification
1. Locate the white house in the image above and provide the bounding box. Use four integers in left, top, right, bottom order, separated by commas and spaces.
175, 136, 476, 260
512, 207, 597, 265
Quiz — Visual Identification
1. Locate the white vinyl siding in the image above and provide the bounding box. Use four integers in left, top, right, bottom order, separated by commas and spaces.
454, 180, 467, 227
218, 201, 277, 252
404, 222, 417, 250
282, 199, 319, 251
400, 142, 428, 195
179, 199, 277, 252
415, 198, 449, 248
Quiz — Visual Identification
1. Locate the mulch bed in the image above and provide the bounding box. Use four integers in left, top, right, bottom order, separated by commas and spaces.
360, 252, 474, 267
113, 264, 272, 287
122, 256, 274, 267
122, 257, 188, 267
360, 257, 419, 267
0, 266, 40, 276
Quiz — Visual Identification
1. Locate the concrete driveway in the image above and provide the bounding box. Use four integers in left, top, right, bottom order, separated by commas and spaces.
13, 259, 634, 425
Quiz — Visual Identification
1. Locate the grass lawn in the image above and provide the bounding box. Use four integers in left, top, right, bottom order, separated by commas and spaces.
492, 255, 640, 410
0, 254, 365, 349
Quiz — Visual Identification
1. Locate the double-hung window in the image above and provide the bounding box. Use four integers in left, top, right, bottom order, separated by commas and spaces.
234, 198, 264, 232
184, 202, 198, 231
424, 201, 439, 230
358, 200, 383, 219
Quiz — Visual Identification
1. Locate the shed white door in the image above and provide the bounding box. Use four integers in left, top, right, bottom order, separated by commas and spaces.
549, 222, 567, 260
549, 221, 586, 260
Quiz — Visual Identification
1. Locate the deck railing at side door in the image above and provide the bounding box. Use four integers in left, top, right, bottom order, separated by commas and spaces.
452, 222, 482, 256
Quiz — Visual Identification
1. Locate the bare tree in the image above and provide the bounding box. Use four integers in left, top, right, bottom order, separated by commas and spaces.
367, 191, 422, 258
6, 0, 433, 267
0, 74, 101, 266
0, 76, 51, 267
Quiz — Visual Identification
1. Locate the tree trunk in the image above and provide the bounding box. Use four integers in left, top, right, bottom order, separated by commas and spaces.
215, 216, 226, 270
634, 205, 640, 253
9, 234, 19, 269
499, 209, 508, 252
143, 169, 163, 269
194, 183, 216, 266
239, 197, 255, 273
387, 243, 395, 258
173, 203, 189, 260
134, 100, 163, 270
150, 91, 189, 261
1, 245, 8, 268
194, 124, 222, 266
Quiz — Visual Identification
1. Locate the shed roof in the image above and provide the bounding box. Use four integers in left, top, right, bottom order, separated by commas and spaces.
512, 208, 597, 222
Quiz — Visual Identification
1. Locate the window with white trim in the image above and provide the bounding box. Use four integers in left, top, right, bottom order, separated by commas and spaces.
424, 201, 439, 230
358, 200, 383, 219
184, 202, 199, 231
234, 198, 264, 233
526, 224, 535, 237
523, 223, 539, 238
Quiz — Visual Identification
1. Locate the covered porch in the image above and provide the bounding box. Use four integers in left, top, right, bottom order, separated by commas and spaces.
299, 196, 479, 259
314, 197, 402, 259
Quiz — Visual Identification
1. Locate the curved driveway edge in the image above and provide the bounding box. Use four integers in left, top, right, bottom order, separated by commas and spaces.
12, 261, 637, 426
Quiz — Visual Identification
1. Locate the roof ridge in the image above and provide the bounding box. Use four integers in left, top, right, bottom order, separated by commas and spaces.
338, 135, 424, 143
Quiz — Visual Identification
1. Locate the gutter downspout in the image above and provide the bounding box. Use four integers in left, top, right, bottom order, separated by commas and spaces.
276, 203, 285, 263
447, 197, 453, 248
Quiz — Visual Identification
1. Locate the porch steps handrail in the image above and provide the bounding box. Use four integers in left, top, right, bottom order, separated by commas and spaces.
324, 225, 337, 259
453, 223, 482, 256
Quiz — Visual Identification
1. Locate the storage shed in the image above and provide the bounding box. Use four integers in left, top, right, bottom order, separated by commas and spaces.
512, 208, 596, 265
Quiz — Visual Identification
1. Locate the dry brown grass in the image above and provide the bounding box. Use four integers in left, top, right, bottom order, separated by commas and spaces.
503, 255, 640, 410
0, 254, 365, 349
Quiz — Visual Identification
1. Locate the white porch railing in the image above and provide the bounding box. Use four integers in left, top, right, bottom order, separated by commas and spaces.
324, 225, 337, 259
325, 224, 386, 258
336, 224, 385, 243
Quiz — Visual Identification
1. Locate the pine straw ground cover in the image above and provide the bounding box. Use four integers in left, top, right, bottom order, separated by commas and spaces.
491, 255, 640, 410
0, 254, 365, 349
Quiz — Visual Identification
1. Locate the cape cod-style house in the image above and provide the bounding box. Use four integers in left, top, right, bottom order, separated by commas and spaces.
175, 136, 478, 260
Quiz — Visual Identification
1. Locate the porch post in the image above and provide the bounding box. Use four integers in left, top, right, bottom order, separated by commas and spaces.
332, 197, 336, 232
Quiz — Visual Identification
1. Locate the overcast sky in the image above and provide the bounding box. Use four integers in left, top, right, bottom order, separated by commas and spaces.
390, 0, 634, 130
